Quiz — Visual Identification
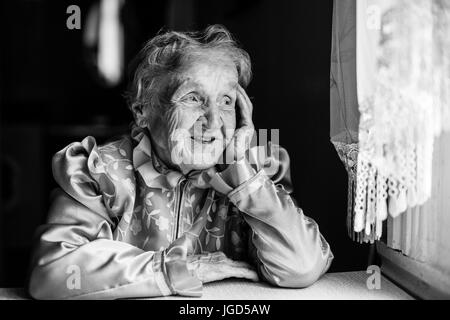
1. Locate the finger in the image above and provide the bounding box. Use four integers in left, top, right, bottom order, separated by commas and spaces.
201, 271, 229, 283
235, 89, 248, 127
246, 270, 260, 282
196, 262, 258, 283
208, 251, 227, 262
234, 128, 254, 159
234, 130, 245, 161
236, 87, 253, 125
238, 268, 259, 282
237, 85, 253, 114
188, 251, 223, 263
218, 256, 256, 270
202, 255, 254, 270
237, 84, 252, 108
226, 260, 256, 270
198, 253, 224, 264
224, 265, 259, 281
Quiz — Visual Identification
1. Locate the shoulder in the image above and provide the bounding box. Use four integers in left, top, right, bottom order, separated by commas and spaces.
52, 134, 133, 179
51, 133, 137, 216
96, 135, 134, 165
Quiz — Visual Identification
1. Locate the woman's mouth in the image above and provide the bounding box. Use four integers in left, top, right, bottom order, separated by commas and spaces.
191, 136, 216, 144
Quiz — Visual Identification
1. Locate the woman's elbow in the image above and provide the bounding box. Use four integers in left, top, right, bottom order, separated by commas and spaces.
28, 266, 53, 300
287, 265, 325, 288
28, 264, 71, 300
261, 253, 333, 288
264, 267, 321, 288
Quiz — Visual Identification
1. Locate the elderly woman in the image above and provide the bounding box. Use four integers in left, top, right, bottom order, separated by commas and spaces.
28, 25, 333, 299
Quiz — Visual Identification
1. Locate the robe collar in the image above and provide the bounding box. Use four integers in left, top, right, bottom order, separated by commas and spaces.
131, 125, 212, 190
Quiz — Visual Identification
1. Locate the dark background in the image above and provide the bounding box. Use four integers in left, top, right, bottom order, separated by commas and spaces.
0, 0, 370, 287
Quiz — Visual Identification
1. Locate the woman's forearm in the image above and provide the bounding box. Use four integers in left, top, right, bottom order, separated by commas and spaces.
216, 149, 334, 288
229, 171, 334, 288
28, 191, 200, 299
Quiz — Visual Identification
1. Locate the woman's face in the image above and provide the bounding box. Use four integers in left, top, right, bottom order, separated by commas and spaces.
148, 53, 238, 173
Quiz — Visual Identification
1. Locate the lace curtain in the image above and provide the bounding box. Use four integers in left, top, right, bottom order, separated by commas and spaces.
331, 0, 450, 243
330, 0, 364, 242
387, 131, 450, 275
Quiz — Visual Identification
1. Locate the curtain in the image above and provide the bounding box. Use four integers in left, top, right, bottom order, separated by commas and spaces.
330, 0, 366, 242
331, 0, 450, 243
388, 131, 450, 280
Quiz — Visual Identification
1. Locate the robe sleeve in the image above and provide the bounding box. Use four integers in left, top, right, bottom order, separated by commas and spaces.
214, 144, 334, 288
28, 137, 201, 300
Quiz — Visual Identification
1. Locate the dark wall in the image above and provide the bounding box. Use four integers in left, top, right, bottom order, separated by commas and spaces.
0, 0, 370, 287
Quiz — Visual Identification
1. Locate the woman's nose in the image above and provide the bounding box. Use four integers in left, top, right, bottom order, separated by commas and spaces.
202, 106, 221, 130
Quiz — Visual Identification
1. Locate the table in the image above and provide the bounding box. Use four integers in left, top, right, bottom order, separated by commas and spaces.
0, 271, 413, 300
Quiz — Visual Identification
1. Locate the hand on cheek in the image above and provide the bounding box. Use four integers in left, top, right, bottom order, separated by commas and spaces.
223, 85, 255, 165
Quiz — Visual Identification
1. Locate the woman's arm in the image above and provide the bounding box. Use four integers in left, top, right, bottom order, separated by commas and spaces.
213, 144, 334, 288
28, 137, 200, 299
29, 190, 181, 299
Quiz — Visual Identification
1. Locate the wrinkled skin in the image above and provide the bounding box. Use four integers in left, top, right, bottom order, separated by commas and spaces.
187, 251, 259, 284
133, 51, 257, 283
134, 51, 254, 174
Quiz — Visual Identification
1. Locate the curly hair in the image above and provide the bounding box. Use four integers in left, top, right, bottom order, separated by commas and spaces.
126, 24, 252, 115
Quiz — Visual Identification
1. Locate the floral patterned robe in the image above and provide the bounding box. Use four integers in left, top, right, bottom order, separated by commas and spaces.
28, 126, 334, 299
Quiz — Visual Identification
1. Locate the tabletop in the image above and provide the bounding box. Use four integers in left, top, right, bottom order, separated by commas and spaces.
0, 271, 413, 300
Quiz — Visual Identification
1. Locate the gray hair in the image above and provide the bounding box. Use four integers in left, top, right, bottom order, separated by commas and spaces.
126, 24, 252, 114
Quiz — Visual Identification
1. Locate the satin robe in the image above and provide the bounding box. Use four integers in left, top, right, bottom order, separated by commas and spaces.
28, 126, 334, 299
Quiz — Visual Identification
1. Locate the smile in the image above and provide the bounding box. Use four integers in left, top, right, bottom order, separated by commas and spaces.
191, 136, 216, 143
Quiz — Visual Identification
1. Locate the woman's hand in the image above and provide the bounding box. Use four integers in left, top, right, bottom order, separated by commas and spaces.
187, 251, 259, 284
223, 85, 255, 165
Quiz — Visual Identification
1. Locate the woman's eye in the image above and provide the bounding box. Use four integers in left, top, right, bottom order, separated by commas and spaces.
222, 96, 233, 106
182, 93, 202, 105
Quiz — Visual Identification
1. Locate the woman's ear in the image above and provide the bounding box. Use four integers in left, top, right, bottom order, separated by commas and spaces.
132, 104, 150, 128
